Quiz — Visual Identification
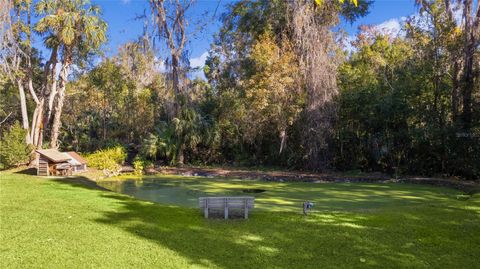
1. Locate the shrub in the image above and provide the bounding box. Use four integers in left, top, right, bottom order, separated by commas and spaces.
86, 146, 126, 173
133, 158, 144, 175
0, 122, 32, 168
133, 156, 153, 175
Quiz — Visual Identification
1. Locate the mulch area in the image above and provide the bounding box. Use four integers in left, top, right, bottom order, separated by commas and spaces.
154, 166, 479, 194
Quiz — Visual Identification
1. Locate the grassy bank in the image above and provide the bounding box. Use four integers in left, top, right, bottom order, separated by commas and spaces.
1, 171, 479, 268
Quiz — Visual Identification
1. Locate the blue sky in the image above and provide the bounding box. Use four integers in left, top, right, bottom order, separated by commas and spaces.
33, 0, 419, 70
91, 0, 231, 68
98, 0, 418, 68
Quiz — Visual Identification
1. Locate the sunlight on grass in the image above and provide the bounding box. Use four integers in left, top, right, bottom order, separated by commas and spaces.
257, 246, 279, 255
240, 234, 263, 242
1, 171, 479, 268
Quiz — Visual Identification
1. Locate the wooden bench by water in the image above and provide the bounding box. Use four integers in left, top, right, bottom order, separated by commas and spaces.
199, 197, 255, 219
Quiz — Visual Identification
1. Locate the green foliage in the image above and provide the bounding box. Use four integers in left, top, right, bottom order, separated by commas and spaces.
133, 161, 144, 175
62, 56, 160, 151
336, 29, 480, 178
34, 0, 107, 54
0, 122, 32, 168
315, 0, 359, 7
242, 32, 302, 144
8, 0, 474, 179
336, 36, 413, 173
132, 157, 145, 175
140, 133, 160, 161
85, 146, 126, 172
147, 104, 216, 165
155, 122, 179, 164
133, 156, 153, 175
58, 16, 216, 166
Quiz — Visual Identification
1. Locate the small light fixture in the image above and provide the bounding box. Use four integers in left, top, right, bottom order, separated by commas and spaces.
303, 201, 314, 215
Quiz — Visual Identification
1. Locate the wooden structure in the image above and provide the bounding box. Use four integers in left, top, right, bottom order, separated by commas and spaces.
65, 151, 88, 173
36, 149, 71, 176
36, 149, 87, 176
199, 196, 255, 219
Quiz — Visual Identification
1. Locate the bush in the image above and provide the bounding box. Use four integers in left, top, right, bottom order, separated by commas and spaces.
0, 122, 32, 168
86, 146, 126, 173
133, 156, 153, 175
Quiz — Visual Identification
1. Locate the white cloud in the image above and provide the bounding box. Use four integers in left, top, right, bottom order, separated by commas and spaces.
153, 52, 208, 79
342, 35, 356, 54
122, 0, 131, 4
343, 16, 407, 54
189, 51, 208, 80
190, 51, 209, 69
154, 56, 166, 72
374, 17, 407, 37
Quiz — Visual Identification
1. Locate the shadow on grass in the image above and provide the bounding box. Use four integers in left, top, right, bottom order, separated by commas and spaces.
52, 177, 111, 191
14, 168, 110, 192
46, 174, 480, 268
90, 191, 480, 268
13, 167, 37, 175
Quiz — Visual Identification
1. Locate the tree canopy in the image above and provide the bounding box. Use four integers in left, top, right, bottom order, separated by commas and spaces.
0, 0, 478, 179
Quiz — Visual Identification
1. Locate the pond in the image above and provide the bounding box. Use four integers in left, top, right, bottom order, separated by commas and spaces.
97, 176, 271, 209
96, 175, 461, 212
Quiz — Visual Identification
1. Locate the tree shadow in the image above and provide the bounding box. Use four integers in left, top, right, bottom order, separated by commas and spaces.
91, 191, 477, 268
12, 167, 109, 192
47, 175, 480, 268
52, 177, 110, 191
13, 167, 37, 175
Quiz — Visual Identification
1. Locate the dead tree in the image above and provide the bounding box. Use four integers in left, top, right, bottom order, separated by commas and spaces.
150, 0, 193, 165
289, 0, 342, 170
459, 0, 479, 130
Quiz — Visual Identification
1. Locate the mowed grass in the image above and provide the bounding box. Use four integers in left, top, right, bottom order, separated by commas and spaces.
1, 171, 479, 269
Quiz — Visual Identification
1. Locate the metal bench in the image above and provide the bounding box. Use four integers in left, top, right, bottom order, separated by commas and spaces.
199, 197, 255, 219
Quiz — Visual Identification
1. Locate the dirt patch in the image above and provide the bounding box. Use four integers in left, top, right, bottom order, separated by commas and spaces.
242, 188, 266, 193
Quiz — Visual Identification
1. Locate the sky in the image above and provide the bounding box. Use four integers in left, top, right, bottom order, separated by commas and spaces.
33, 0, 420, 75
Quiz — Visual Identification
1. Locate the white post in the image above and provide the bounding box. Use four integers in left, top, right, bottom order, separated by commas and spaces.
204, 199, 209, 218
244, 199, 248, 219
224, 198, 229, 219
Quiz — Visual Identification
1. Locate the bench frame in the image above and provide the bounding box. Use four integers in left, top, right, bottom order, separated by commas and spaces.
199, 196, 254, 219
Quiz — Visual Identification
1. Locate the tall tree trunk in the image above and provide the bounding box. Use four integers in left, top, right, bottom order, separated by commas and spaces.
28, 98, 44, 167
279, 129, 287, 154
460, 0, 477, 130
50, 62, 70, 149
30, 105, 39, 143
461, 42, 475, 130
32, 99, 44, 147
16, 79, 31, 144
44, 46, 58, 133
451, 61, 461, 124
29, 46, 58, 150
171, 52, 183, 115
176, 143, 185, 166
46, 65, 58, 123
171, 52, 187, 166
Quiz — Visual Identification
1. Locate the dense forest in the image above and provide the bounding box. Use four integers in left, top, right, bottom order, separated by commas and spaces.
1, 0, 479, 179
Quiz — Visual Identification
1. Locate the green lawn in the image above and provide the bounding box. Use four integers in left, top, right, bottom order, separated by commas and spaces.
1, 171, 479, 268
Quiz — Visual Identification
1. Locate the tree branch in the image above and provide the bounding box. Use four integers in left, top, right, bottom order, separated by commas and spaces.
0, 112, 13, 126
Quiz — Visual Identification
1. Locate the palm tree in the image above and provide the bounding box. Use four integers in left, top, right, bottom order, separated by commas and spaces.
35, 0, 107, 148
